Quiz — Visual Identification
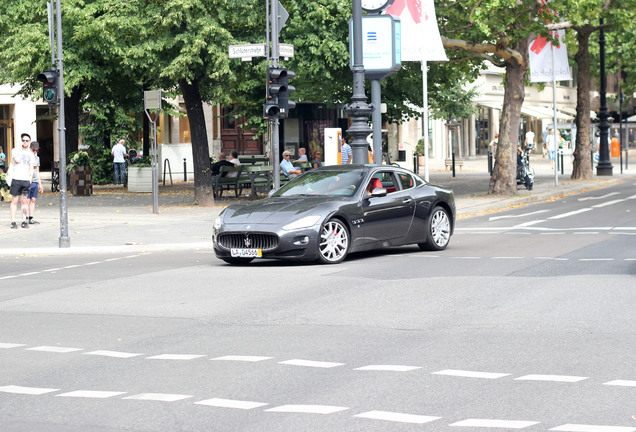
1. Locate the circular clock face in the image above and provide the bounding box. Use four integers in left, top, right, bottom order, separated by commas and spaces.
361, 0, 395, 13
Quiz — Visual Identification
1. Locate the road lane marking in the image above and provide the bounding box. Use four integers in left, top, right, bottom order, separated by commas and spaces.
0, 385, 60, 395
195, 398, 268, 410
489, 210, 549, 221
265, 404, 349, 414
450, 419, 539, 429
56, 390, 127, 398
279, 359, 345, 368
432, 369, 510, 379
84, 350, 143, 358
514, 220, 546, 227
20, 272, 40, 276
0, 343, 26, 349
43, 268, 62, 272
550, 425, 636, 432
592, 199, 627, 208
578, 192, 620, 201
124, 393, 192, 402
0, 275, 18, 280
515, 375, 588, 383
548, 208, 593, 219
26, 346, 83, 353
354, 410, 441, 424
211, 355, 273, 362
354, 365, 421, 372
146, 354, 206, 360
578, 258, 614, 262
603, 380, 636, 387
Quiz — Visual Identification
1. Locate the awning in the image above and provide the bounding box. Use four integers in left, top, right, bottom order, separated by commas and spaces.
477, 101, 573, 120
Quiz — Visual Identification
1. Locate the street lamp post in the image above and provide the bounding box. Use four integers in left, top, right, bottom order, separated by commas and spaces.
345, 0, 373, 164
596, 18, 613, 176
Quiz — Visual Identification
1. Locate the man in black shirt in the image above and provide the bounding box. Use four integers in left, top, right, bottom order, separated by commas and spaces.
211, 152, 236, 177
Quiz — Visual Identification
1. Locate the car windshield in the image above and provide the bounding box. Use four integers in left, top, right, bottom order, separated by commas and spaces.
273, 169, 366, 198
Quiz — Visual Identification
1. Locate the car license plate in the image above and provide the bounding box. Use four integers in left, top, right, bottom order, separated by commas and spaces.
230, 248, 262, 258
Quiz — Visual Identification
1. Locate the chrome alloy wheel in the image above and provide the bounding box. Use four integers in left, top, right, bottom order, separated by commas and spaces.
318, 219, 350, 263
430, 208, 451, 248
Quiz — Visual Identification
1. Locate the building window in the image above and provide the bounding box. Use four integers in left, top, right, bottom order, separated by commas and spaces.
179, 103, 191, 143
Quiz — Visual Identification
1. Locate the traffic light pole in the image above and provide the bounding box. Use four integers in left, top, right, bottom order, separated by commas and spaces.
270, 0, 281, 189
54, 0, 70, 248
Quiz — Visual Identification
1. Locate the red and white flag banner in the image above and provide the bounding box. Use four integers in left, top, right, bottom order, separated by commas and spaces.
384, 0, 447, 62
529, 29, 572, 82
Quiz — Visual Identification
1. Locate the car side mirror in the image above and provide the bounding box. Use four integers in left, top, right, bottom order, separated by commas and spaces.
366, 187, 387, 198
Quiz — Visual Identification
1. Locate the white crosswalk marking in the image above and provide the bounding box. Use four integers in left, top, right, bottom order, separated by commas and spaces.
26, 346, 83, 353
602, 380, 636, 387
550, 425, 636, 432
0, 343, 25, 349
354, 411, 441, 424
515, 375, 588, 383
84, 350, 142, 358
278, 359, 345, 368
56, 390, 126, 398
146, 354, 205, 360
433, 369, 510, 379
450, 419, 540, 428
195, 398, 268, 410
265, 405, 349, 414
211, 355, 273, 362
354, 365, 421, 372
124, 393, 192, 402
0, 385, 59, 395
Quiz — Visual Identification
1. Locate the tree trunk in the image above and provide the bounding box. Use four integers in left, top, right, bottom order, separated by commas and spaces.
64, 85, 82, 155
572, 26, 594, 180
179, 78, 215, 206
489, 39, 529, 195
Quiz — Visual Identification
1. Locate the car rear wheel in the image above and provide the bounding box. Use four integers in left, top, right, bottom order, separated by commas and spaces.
418, 206, 451, 251
318, 219, 350, 264
221, 257, 254, 265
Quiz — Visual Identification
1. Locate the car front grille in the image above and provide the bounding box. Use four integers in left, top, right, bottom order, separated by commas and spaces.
217, 232, 279, 251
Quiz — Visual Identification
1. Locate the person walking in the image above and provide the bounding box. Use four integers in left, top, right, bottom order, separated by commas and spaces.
9, 133, 35, 229
341, 137, 352, 164
27, 141, 44, 224
111, 139, 128, 185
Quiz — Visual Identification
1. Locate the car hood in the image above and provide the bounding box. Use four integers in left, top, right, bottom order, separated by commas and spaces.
221, 196, 340, 225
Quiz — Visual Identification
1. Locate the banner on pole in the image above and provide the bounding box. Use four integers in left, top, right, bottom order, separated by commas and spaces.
384, 0, 447, 62
529, 29, 572, 82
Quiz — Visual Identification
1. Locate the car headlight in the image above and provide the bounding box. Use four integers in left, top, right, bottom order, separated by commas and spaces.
282, 215, 322, 231
213, 215, 223, 231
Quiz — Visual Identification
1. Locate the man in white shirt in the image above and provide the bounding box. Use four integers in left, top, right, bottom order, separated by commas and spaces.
111, 139, 128, 185
227, 150, 241, 178
524, 130, 535, 150
9, 133, 35, 229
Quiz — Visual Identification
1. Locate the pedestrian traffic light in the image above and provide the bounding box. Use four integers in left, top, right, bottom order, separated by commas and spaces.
278, 69, 296, 117
37, 69, 59, 106
264, 66, 283, 119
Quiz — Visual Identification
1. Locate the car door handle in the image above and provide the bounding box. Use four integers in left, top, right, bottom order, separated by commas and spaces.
403, 198, 412, 204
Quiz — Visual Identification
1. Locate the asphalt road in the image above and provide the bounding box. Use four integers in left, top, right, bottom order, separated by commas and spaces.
0, 182, 634, 432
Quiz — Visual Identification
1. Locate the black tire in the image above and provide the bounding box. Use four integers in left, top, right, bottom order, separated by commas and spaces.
221, 257, 254, 265
318, 218, 350, 264
418, 206, 452, 251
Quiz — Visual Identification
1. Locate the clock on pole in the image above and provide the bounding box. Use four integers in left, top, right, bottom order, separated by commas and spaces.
361, 0, 395, 14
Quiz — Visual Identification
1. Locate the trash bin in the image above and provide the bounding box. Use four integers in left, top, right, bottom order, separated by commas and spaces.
610, 138, 620, 157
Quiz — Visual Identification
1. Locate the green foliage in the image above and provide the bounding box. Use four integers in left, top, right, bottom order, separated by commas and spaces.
66, 151, 90, 172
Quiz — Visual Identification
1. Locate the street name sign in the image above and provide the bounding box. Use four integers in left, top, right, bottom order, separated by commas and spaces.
229, 44, 266, 61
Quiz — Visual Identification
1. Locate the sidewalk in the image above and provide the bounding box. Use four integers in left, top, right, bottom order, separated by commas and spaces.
1, 154, 634, 256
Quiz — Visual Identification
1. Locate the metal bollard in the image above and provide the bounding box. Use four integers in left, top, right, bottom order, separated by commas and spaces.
413, 152, 419, 174
452, 151, 456, 178
183, 158, 187, 182
488, 151, 493, 174
560, 151, 564, 175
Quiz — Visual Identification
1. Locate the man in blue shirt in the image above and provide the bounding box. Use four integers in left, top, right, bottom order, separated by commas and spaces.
281, 150, 301, 179
341, 137, 352, 164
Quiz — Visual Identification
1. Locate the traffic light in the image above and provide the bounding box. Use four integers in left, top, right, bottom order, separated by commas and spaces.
278, 69, 296, 117
264, 66, 283, 119
37, 69, 59, 106
264, 67, 296, 119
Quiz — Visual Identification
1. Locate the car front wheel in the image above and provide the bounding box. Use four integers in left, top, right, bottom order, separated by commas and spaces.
318, 219, 350, 264
418, 206, 451, 251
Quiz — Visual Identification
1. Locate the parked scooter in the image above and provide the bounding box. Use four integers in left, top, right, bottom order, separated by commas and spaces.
516, 145, 534, 190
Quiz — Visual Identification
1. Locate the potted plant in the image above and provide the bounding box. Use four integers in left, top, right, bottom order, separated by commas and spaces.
67, 151, 93, 196
127, 156, 153, 193
415, 139, 426, 166
0, 172, 11, 202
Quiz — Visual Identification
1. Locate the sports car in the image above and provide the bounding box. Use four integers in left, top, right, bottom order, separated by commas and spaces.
212, 165, 455, 264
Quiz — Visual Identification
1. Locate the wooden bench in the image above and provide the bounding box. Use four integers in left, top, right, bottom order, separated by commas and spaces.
212, 165, 243, 198
445, 158, 464, 171
239, 155, 270, 165
292, 161, 312, 172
